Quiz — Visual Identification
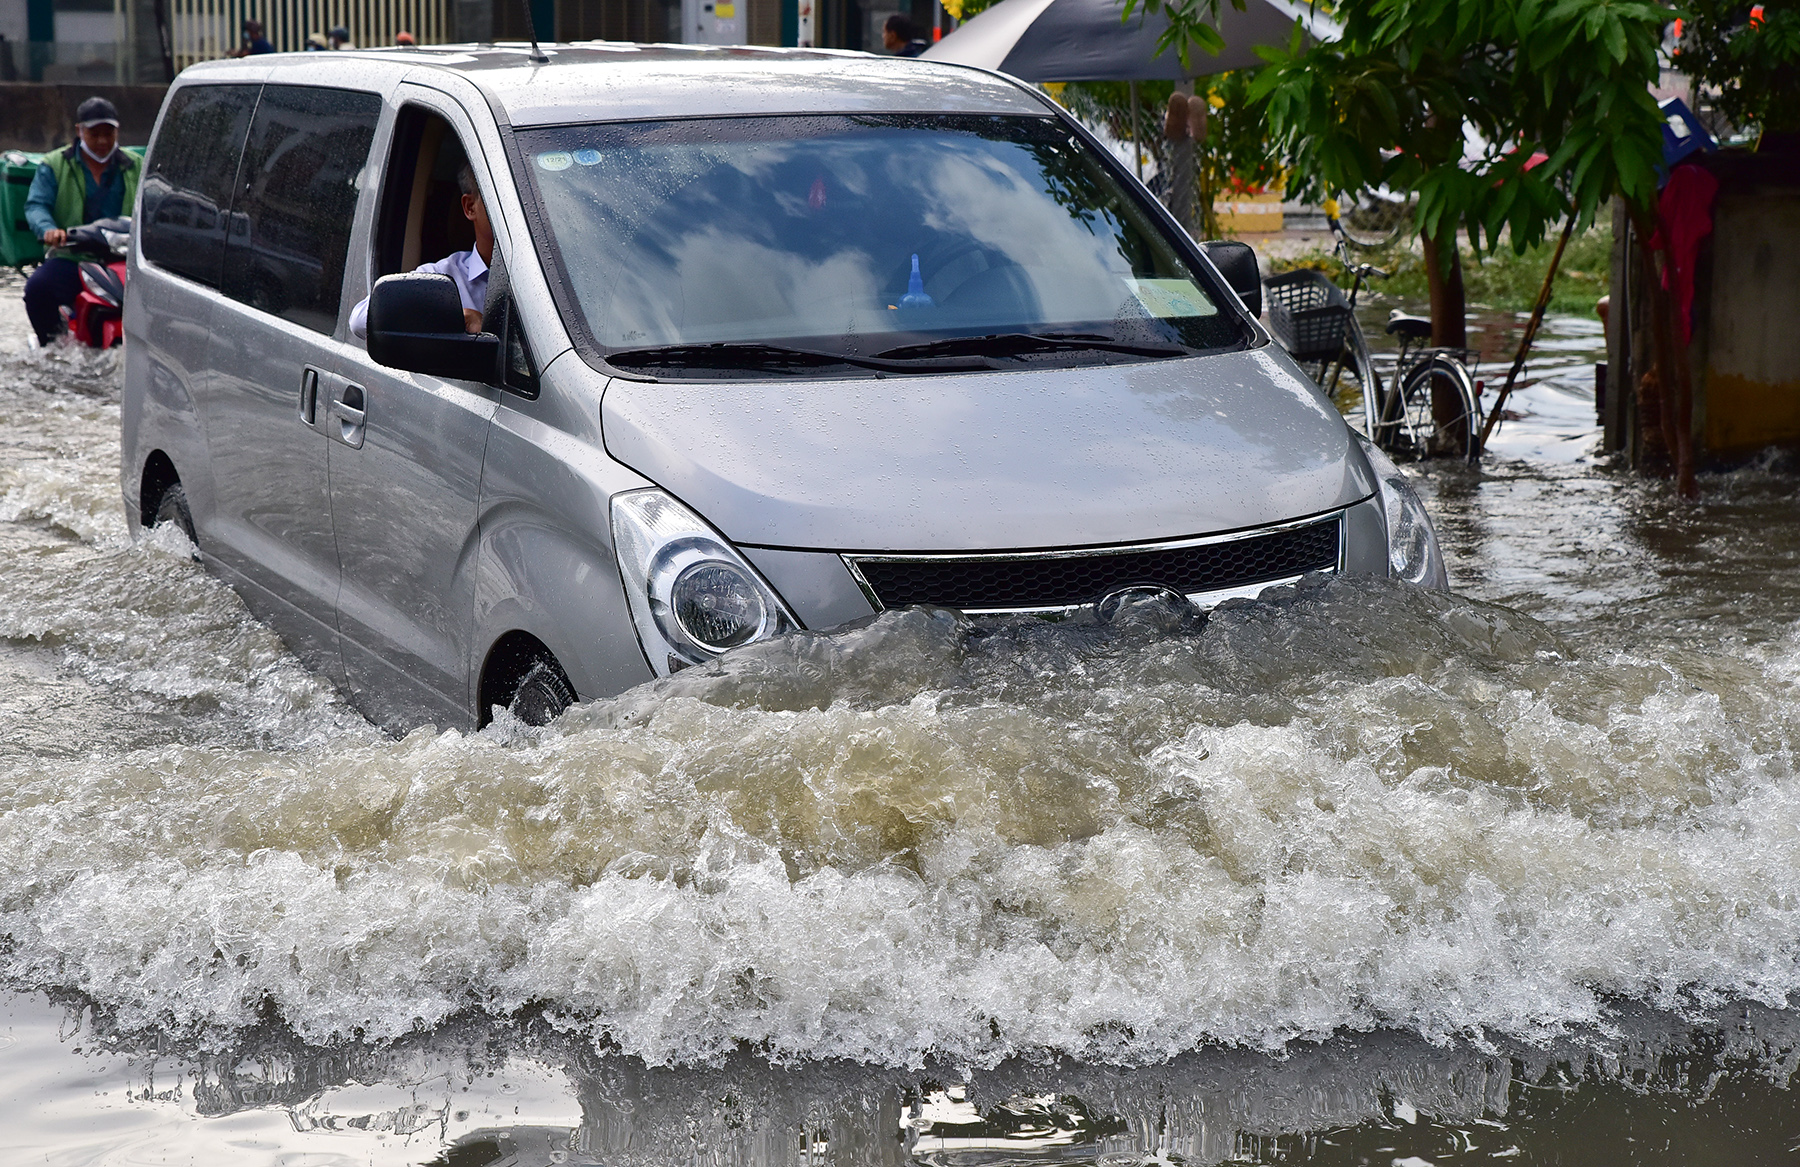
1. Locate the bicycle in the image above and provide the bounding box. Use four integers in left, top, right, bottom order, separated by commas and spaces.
1262, 201, 1482, 462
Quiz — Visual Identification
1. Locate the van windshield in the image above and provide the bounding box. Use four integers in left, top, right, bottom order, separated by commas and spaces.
514, 114, 1241, 376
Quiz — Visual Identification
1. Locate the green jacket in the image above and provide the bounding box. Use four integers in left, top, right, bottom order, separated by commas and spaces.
41, 144, 141, 231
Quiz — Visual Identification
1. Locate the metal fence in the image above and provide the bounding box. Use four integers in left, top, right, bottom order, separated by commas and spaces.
169, 0, 451, 72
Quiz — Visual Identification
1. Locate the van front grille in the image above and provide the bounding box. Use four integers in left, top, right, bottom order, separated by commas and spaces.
845, 516, 1342, 613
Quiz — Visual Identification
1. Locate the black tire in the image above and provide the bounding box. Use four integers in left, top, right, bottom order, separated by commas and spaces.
1338, 190, 1412, 249
151, 480, 200, 553
1301, 317, 1384, 441
1378, 355, 1481, 462
507, 657, 576, 727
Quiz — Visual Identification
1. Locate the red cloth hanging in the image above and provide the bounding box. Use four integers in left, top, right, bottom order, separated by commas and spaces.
1648, 162, 1721, 346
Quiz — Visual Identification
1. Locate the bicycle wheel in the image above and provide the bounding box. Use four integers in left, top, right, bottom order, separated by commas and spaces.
1378, 353, 1480, 461
1337, 190, 1412, 249
1315, 316, 1384, 439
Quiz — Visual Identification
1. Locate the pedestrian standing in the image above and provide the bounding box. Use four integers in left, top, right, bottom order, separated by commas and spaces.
228, 19, 276, 56
881, 14, 930, 56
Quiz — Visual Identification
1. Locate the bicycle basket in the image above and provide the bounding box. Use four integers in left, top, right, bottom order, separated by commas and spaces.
1263, 269, 1353, 362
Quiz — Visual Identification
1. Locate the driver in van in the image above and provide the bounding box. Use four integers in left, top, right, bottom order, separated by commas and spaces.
350, 161, 491, 338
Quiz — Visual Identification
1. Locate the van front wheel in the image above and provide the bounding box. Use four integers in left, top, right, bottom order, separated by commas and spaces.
152, 481, 200, 555
510, 658, 576, 726
479, 633, 577, 728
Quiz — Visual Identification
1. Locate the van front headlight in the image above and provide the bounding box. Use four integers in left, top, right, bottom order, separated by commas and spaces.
610, 488, 797, 673
1359, 438, 1448, 587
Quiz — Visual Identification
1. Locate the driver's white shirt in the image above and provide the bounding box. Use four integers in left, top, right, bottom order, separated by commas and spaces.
348, 248, 489, 339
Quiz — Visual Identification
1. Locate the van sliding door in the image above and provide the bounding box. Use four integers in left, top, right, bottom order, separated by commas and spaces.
196, 83, 382, 685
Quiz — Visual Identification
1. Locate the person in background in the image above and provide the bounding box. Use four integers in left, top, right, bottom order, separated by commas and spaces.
22, 97, 141, 346
328, 25, 354, 49
395, 30, 416, 45
305, 32, 329, 50
882, 14, 930, 56
228, 18, 275, 56
350, 162, 491, 338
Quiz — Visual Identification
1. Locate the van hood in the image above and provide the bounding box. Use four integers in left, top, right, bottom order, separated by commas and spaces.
600, 347, 1374, 552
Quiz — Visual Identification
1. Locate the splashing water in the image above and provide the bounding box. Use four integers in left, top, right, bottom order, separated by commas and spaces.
3, 299, 1800, 1084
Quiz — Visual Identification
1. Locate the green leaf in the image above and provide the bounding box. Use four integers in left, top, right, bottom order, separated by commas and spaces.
1602, 14, 1627, 62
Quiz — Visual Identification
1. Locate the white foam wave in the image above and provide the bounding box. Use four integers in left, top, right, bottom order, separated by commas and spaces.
0, 587, 1797, 1067
3, 323, 1800, 1071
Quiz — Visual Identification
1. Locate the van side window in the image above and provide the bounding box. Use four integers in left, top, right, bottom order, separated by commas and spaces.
373, 105, 477, 281
221, 85, 383, 335
139, 84, 260, 290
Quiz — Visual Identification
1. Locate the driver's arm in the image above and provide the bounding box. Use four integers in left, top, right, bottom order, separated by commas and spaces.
25, 162, 65, 247
348, 256, 483, 340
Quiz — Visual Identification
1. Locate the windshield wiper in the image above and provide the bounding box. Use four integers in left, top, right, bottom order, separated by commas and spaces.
605, 341, 989, 375
874, 332, 1193, 361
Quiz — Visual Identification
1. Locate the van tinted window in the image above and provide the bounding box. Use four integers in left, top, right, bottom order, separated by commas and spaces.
139, 84, 260, 289
221, 85, 383, 334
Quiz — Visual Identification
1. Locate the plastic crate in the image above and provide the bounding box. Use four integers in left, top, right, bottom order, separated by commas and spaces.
1263, 268, 1352, 361
1, 150, 45, 268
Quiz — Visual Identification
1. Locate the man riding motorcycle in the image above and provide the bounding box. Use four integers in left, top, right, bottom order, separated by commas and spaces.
23, 97, 141, 346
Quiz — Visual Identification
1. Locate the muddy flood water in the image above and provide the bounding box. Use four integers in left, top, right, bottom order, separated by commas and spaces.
4, 273, 1800, 1165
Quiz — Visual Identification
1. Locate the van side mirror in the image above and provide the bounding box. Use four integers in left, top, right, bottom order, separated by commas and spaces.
1201, 240, 1263, 319
366, 272, 500, 381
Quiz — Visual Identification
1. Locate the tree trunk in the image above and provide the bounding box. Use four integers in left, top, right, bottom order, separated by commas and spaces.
1421, 226, 1467, 349
1420, 223, 1468, 442
1164, 85, 1196, 234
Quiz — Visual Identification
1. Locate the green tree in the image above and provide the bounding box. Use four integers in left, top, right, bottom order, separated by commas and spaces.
1676, 1, 1800, 137
1062, 72, 1285, 237
1240, 0, 1669, 348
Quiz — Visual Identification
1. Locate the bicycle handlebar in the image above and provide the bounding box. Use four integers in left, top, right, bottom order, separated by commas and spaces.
1323, 201, 1391, 282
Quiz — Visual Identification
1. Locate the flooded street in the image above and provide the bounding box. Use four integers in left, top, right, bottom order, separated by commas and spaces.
5, 268, 1800, 1163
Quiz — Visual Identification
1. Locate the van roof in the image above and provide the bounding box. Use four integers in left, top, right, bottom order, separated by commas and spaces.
183, 43, 1048, 125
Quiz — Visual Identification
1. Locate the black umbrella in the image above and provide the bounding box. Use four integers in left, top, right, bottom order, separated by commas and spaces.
921, 0, 1333, 81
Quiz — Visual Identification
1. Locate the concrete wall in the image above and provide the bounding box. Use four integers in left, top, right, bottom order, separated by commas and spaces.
0, 81, 167, 151
0, 0, 28, 44
1605, 151, 1800, 471
1692, 155, 1800, 463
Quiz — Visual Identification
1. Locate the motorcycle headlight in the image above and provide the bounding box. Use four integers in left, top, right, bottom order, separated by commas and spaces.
1359, 437, 1448, 587
610, 489, 797, 674
78, 264, 119, 308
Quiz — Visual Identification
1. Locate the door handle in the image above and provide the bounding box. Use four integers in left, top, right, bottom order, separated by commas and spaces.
299, 367, 319, 425
329, 382, 367, 449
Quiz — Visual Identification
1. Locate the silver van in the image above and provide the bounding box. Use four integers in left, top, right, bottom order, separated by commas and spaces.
120, 44, 1445, 733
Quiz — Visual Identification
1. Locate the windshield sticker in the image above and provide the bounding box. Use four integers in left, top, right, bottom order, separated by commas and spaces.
574, 148, 602, 166
1129, 278, 1216, 319
537, 151, 574, 172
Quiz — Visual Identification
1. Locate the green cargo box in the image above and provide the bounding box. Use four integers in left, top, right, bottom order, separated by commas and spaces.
2, 150, 45, 268
1, 145, 147, 268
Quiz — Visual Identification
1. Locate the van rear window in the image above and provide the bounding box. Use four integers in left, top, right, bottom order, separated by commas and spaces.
221, 85, 383, 334
140, 84, 260, 289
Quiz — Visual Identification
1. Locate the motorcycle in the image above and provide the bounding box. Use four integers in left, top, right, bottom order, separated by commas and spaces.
47, 216, 131, 348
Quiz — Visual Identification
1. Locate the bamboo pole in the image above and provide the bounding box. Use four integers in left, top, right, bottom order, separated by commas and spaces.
1475, 215, 1576, 457
1625, 205, 1698, 497
1130, 80, 1141, 181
